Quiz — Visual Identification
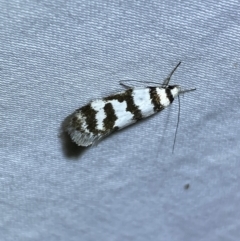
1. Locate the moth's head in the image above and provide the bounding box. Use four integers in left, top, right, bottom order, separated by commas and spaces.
168, 85, 181, 98
168, 85, 196, 97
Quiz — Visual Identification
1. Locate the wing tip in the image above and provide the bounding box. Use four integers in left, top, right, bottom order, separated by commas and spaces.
66, 126, 101, 147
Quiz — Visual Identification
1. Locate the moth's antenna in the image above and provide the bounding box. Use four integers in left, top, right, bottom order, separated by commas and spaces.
120, 62, 182, 88
172, 95, 181, 153
163, 61, 182, 86
172, 87, 196, 153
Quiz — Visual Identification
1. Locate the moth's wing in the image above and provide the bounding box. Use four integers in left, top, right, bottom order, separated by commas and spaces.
90, 129, 114, 147
64, 111, 99, 146
66, 126, 100, 147
67, 126, 115, 147
65, 107, 115, 147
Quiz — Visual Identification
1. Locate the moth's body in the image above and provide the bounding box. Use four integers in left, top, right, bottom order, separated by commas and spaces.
65, 62, 195, 147
66, 85, 181, 146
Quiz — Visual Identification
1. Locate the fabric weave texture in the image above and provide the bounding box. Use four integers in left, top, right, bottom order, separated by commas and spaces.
1, 1, 240, 240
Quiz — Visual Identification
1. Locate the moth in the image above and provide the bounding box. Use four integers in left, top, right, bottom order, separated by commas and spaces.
66, 62, 195, 147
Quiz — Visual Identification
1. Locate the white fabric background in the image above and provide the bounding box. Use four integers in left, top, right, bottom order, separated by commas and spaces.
1, 1, 240, 240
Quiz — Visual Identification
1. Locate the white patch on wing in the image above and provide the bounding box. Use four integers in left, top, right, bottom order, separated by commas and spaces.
132, 88, 155, 117
156, 88, 170, 107
107, 99, 135, 129
91, 100, 106, 130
